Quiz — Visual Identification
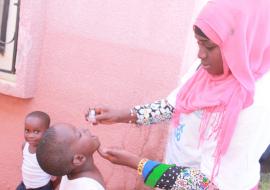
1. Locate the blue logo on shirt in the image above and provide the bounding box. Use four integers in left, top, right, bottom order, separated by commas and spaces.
175, 123, 185, 141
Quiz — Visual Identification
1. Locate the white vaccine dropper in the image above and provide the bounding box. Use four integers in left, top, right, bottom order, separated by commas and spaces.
87, 109, 96, 126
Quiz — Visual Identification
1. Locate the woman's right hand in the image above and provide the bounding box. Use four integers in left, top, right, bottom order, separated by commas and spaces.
85, 107, 135, 125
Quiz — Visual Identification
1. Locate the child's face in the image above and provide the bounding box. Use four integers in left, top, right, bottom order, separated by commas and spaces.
24, 117, 48, 147
195, 33, 224, 76
55, 124, 100, 157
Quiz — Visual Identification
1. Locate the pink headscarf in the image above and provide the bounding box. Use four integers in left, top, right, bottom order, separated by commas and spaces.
173, 0, 270, 177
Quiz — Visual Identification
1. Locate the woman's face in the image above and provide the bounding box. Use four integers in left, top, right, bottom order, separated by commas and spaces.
195, 33, 224, 76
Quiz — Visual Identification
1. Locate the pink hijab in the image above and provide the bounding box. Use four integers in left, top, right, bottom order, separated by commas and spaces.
174, 0, 270, 177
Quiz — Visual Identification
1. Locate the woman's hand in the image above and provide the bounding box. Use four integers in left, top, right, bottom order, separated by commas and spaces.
98, 147, 141, 169
85, 107, 136, 125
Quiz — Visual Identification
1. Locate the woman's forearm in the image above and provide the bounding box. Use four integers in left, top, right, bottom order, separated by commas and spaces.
134, 99, 174, 125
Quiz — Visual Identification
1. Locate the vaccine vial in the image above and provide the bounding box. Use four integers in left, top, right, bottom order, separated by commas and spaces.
87, 109, 96, 125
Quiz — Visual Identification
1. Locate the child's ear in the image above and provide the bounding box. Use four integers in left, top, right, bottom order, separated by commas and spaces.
72, 154, 86, 166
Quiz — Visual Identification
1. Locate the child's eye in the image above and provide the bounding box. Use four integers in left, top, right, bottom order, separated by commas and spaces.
25, 129, 29, 133
34, 130, 40, 134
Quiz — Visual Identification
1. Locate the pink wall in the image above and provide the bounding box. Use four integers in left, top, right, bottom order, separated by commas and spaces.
0, 1, 196, 189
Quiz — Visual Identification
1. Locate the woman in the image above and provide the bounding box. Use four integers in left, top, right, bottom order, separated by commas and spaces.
88, 0, 270, 189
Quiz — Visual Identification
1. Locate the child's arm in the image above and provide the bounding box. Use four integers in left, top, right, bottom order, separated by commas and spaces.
98, 147, 217, 190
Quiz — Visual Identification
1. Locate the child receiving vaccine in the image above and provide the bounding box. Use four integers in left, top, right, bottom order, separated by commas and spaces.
36, 123, 105, 190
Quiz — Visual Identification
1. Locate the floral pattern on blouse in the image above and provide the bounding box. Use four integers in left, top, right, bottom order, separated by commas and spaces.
133, 99, 174, 125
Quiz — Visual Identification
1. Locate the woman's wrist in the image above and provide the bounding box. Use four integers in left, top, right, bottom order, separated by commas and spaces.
137, 158, 149, 176
118, 108, 137, 124
122, 154, 142, 169
128, 108, 137, 124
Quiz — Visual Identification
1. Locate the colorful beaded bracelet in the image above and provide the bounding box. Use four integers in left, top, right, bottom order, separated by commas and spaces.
137, 158, 148, 176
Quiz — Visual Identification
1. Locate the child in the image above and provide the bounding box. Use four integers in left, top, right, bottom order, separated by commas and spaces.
16, 111, 57, 190
36, 123, 105, 190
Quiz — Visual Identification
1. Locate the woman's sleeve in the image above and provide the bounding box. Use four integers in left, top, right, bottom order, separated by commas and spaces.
142, 160, 217, 190
133, 99, 175, 125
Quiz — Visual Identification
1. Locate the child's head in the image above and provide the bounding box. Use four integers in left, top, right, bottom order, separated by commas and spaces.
24, 111, 50, 147
36, 123, 100, 176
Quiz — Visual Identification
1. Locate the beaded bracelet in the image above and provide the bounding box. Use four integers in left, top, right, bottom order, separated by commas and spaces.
128, 108, 135, 124
137, 158, 148, 176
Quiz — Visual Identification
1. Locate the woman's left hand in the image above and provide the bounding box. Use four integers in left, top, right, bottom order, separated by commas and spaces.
98, 147, 141, 169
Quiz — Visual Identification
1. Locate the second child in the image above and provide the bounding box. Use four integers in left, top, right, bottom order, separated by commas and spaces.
16, 111, 58, 190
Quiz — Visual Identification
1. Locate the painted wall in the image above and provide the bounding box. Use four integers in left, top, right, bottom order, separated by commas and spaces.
0, 0, 197, 189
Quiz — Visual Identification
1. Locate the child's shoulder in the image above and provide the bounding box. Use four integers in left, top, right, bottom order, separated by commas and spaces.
79, 177, 105, 190
61, 176, 105, 190
21, 141, 26, 150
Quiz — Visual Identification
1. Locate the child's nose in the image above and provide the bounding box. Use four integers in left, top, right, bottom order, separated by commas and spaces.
27, 133, 35, 138
82, 127, 90, 133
